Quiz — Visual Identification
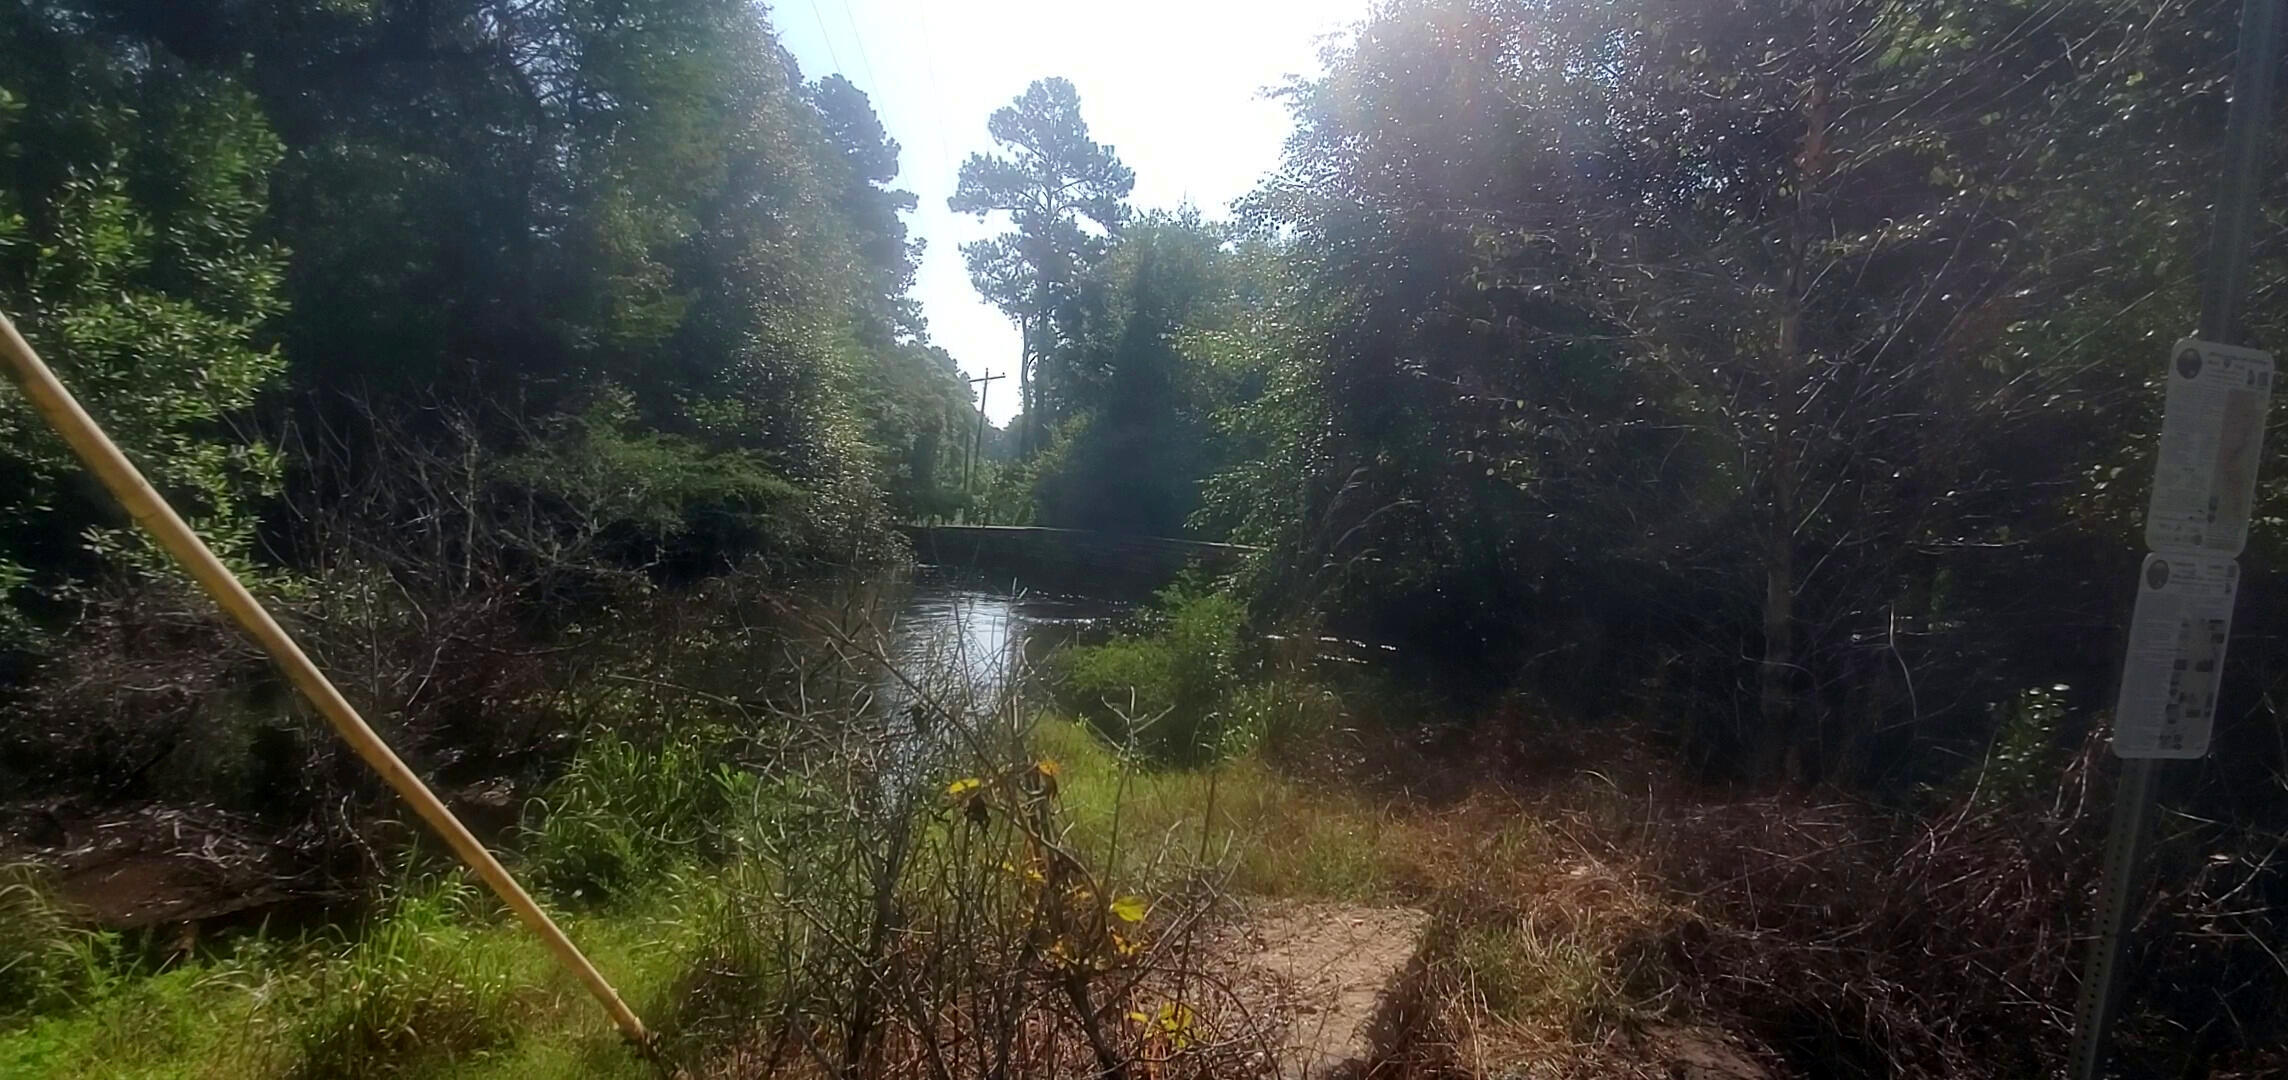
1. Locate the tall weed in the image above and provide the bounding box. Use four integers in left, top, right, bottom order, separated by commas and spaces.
521, 725, 758, 904
0, 867, 118, 1020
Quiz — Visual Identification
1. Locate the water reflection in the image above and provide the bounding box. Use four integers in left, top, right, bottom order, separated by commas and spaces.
878, 567, 1132, 712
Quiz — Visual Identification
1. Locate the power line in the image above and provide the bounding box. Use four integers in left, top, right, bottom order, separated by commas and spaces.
899, 0, 996, 404
812, 0, 1000, 412
834, 0, 883, 97
804, 0, 846, 74
816, 0, 957, 203
905, 0, 963, 178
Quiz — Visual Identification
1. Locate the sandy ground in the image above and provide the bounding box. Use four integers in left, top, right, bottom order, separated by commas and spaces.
1221, 902, 1429, 1078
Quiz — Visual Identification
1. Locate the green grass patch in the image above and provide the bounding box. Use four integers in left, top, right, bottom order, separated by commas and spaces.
1, 939, 293, 1080
520, 724, 758, 906
1038, 717, 1405, 902
0, 865, 121, 1021
0, 870, 709, 1080
1453, 917, 1623, 1036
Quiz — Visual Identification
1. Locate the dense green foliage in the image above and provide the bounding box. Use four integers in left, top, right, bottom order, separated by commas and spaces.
1059, 583, 1246, 761
0, 0, 976, 644
0, 8, 287, 640
1249, 0, 2288, 789
1212, 0, 2229, 784
976, 0, 2288, 795
5, 0, 2288, 1072
0, 0, 1003, 888
1031, 212, 1240, 535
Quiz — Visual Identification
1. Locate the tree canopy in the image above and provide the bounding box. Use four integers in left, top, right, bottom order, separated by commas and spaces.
950, 76, 1134, 455
6, 0, 2287, 797
965, 0, 2288, 796
0, 0, 980, 640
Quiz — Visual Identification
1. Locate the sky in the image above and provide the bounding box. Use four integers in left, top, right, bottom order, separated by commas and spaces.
776, 0, 1367, 424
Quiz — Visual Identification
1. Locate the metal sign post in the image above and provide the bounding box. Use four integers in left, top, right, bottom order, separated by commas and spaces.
2069, 1, 2282, 1075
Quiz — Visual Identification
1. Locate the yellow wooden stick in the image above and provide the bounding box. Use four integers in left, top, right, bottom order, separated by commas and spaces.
0, 311, 650, 1048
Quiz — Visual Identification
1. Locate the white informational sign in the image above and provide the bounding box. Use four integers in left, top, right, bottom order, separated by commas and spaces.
2145, 337, 2273, 556
2113, 553, 2240, 759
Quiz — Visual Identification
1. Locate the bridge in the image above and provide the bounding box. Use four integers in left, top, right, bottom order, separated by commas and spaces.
900, 524, 1256, 588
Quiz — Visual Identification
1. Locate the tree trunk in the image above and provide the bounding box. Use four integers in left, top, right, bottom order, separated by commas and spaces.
1017, 315, 1035, 457
1759, 418, 1799, 783
1759, 1, 1832, 785
1021, 281, 1049, 456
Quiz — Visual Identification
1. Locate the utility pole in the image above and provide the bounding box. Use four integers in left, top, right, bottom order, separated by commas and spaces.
2070, 2, 2282, 1076
964, 370, 1004, 522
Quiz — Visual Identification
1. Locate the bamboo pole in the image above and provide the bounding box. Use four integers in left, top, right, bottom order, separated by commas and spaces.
0, 311, 651, 1049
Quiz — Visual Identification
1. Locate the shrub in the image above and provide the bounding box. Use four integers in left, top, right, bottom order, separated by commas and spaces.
493, 393, 806, 579
1225, 677, 1344, 759
1961, 684, 2076, 807
1060, 584, 1246, 763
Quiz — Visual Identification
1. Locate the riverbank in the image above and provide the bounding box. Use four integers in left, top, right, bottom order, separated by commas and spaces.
0, 696, 2054, 1080
0, 564, 1186, 1079
0, 712, 1364, 1079
0, 565, 1116, 938
6, 575, 2283, 1078
12, 706, 2281, 1079
0, 705, 1654, 1080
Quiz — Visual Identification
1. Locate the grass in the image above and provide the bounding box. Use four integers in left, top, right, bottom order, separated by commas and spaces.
0, 873, 710, 1080
0, 709, 1397, 1079
1039, 717, 1409, 902
0, 864, 120, 1020
0, 683, 1676, 1080
1, 725, 1205, 1074
519, 723, 756, 905
1042, 711, 1692, 1077
1, 960, 271, 1080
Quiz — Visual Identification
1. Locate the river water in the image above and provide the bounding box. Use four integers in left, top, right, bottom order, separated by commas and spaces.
18, 562, 1140, 935
875, 565, 1136, 710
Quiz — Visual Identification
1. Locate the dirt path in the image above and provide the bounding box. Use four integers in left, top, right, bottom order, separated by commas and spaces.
1211, 901, 1768, 1080
1224, 902, 1429, 1079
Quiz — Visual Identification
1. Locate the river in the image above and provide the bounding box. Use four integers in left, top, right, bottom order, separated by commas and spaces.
874, 564, 1137, 712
